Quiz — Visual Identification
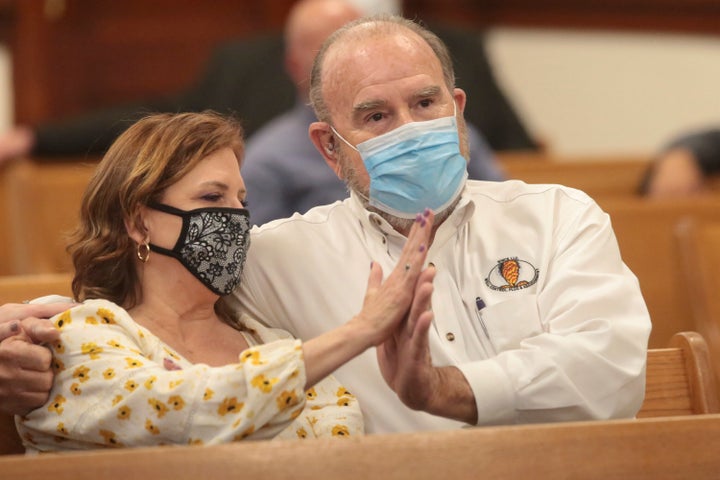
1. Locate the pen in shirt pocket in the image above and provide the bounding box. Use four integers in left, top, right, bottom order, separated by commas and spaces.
475, 297, 496, 355
475, 297, 491, 340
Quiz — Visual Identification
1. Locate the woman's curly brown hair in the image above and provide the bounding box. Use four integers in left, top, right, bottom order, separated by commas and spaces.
67, 111, 244, 308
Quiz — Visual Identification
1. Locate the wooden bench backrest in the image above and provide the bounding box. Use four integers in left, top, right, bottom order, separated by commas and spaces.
0, 273, 73, 304
0, 166, 12, 275
600, 196, 720, 348
497, 154, 651, 199
638, 331, 720, 417
675, 218, 720, 383
3, 160, 98, 274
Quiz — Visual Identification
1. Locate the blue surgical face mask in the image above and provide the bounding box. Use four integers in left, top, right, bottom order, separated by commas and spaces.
331, 104, 468, 219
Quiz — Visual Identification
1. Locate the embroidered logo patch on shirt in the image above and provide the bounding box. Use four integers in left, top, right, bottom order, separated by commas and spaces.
485, 257, 539, 291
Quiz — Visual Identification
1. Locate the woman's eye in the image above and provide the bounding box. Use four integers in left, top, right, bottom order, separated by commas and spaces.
202, 193, 222, 202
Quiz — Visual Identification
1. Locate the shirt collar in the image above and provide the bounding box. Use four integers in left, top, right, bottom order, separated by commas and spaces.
348, 183, 476, 238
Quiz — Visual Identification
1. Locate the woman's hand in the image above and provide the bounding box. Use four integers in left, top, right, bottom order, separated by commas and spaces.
301, 209, 435, 388
350, 209, 435, 346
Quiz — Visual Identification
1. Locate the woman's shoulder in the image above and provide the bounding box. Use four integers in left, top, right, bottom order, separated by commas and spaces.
238, 313, 295, 344
53, 298, 138, 331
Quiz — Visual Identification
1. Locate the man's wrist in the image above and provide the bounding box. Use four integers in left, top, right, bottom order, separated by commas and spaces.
425, 366, 478, 424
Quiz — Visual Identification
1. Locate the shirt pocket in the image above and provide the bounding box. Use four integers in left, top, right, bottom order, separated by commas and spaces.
481, 295, 544, 353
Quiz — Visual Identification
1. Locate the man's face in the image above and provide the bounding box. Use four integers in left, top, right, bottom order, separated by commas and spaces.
323, 30, 466, 196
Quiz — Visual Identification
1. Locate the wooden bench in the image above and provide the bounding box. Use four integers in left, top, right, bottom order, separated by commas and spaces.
0, 164, 12, 275
3, 330, 716, 458
497, 153, 651, 200
675, 218, 720, 383
0, 415, 719, 479
2, 159, 98, 274
0, 272, 73, 304
639, 331, 719, 417
600, 195, 720, 348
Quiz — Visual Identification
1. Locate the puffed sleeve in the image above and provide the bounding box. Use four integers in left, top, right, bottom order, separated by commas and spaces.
237, 314, 365, 440
275, 377, 364, 440
17, 300, 309, 451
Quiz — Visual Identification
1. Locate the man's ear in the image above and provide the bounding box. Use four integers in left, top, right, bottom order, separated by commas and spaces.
453, 88, 468, 115
309, 121, 343, 179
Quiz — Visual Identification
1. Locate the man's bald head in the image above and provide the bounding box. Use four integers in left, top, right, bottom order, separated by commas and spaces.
284, 0, 362, 100
309, 15, 456, 123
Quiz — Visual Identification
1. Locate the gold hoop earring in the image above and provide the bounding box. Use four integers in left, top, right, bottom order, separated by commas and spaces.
137, 242, 150, 263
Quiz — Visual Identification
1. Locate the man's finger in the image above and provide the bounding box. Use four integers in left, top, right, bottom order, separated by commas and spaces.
0, 339, 54, 371
0, 321, 21, 342
23, 302, 74, 320
21, 317, 61, 344
0, 385, 54, 416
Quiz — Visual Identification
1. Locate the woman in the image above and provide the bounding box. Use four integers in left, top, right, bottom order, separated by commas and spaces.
15, 111, 435, 451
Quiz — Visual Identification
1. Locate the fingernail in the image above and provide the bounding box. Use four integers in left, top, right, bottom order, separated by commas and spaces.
370, 261, 374, 269
415, 213, 422, 223
419, 244, 425, 252
420, 219, 427, 227
423, 208, 431, 217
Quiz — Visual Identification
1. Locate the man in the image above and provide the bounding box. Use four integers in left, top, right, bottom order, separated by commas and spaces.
231, 15, 651, 433
243, 0, 505, 225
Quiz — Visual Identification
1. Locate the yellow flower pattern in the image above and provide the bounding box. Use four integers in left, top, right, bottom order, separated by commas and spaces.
148, 398, 169, 418
81, 342, 103, 360
17, 300, 363, 452
240, 349, 263, 365
96, 308, 117, 324
70, 383, 82, 396
276, 390, 300, 411
73, 366, 90, 383
117, 406, 131, 420
250, 374, 279, 393
203, 388, 214, 401
52, 357, 65, 374
100, 429, 123, 447
54, 310, 72, 330
168, 395, 185, 411
217, 397, 244, 416
47, 395, 66, 415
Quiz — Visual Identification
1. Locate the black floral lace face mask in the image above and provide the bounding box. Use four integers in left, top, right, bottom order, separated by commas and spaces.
147, 202, 251, 296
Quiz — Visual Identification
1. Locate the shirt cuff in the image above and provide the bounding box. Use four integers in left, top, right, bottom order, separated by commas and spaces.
456, 359, 516, 426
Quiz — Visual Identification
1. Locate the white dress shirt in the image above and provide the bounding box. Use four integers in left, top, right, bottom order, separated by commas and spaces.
231, 180, 651, 434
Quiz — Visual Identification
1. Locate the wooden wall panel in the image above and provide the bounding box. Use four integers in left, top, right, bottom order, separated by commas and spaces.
3, 0, 296, 124
404, 0, 720, 35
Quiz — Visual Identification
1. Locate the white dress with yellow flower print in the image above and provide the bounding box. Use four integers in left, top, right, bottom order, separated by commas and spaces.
16, 299, 363, 452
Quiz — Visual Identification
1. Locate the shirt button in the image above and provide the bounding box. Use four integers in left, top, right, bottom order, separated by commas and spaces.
446, 332, 455, 342
381, 237, 386, 244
